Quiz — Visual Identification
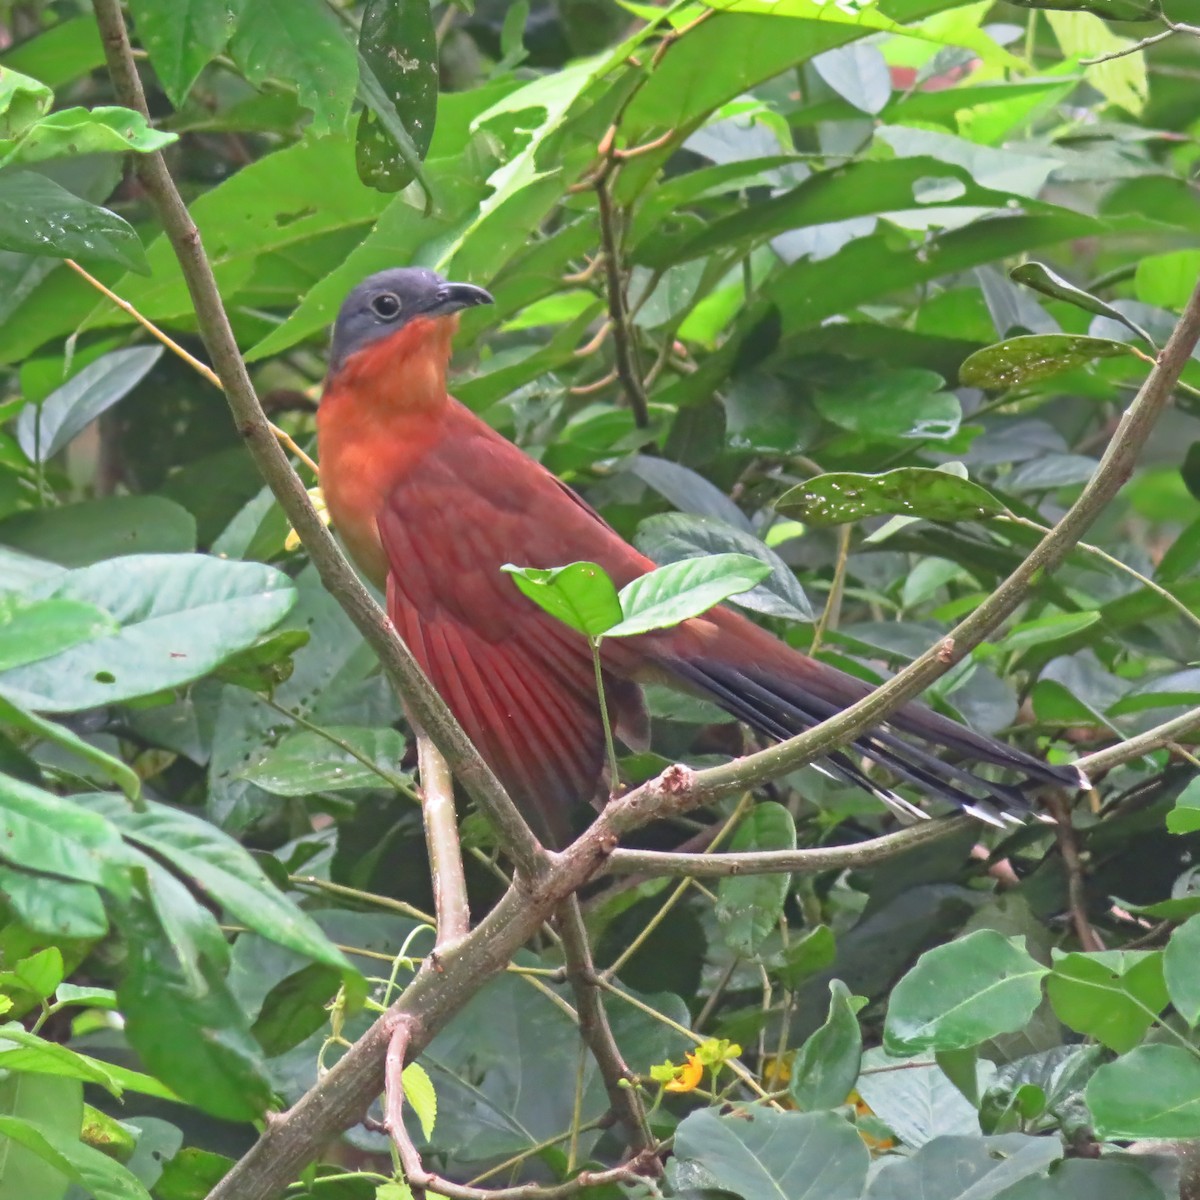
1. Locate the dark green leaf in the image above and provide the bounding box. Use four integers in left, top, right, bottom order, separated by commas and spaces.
999, 1158, 1167, 1200
250, 963, 342, 1056
669, 1107, 869, 1199
791, 980, 864, 1111
0, 865, 107, 938
0, 496, 196, 566
1088, 1045, 1200, 1138
778, 468, 1005, 527
864, 1134, 1062, 1199
0, 19, 104, 92
16, 346, 162, 462
885, 930, 1048, 1054
501, 561, 622, 637
1007, 0, 1155, 19
1010, 262, 1153, 343
778, 924, 836, 988
240, 726, 408, 795
0, 171, 147, 272
0, 555, 296, 712
959, 334, 1135, 389
715, 802, 796, 957
608, 553, 771, 637
230, 0, 357, 136
635, 513, 812, 622
127, 0, 245, 108
0, 1113, 150, 1199
814, 370, 961, 443
356, 0, 437, 193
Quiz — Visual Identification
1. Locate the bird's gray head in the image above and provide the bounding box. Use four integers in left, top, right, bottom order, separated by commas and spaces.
328, 267, 493, 374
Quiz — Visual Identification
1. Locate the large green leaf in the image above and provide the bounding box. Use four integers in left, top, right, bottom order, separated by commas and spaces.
0, 107, 175, 168
0, 864, 107, 939
0, 1072, 81, 1200
885, 930, 1048, 1054
608, 553, 771, 638
229, 0, 357, 136
790, 980, 864, 1112
0, 496, 196, 566
1045, 950, 1168, 1052
355, 0, 437, 193
0, 594, 115, 672
864, 1134, 1062, 1199
1088, 1045, 1200, 1138
0, 555, 295, 711
714, 802, 796, 956
240, 725, 408, 795
960, 334, 1136, 388
501, 561, 622, 637
16, 346, 162, 462
1162, 916, 1200, 1026
0, 171, 147, 272
127, 0, 245, 108
669, 1107, 869, 1199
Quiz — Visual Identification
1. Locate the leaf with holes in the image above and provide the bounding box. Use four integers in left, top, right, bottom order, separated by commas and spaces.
960, 334, 1136, 388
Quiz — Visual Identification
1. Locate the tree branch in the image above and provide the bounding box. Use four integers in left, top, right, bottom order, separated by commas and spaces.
416, 731, 470, 947
605, 815, 970, 877
555, 897, 654, 1152
1075, 706, 1200, 777
91, 0, 548, 887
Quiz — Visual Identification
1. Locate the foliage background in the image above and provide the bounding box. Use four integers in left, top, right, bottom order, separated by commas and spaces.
1, 0, 1200, 1197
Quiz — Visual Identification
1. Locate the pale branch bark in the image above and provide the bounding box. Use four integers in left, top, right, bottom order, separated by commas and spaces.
91, 0, 547, 886
383, 1018, 425, 1184
555, 897, 654, 1152
1075, 706, 1200, 777
604, 815, 971, 877
416, 731, 471, 946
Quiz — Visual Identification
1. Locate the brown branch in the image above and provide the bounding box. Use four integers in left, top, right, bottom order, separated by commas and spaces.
383, 1017, 426, 1185
605, 815, 971, 877
91, 0, 548, 887
416, 730, 470, 947
1075, 706, 1200, 777
556, 897, 654, 1153
1047, 794, 1103, 952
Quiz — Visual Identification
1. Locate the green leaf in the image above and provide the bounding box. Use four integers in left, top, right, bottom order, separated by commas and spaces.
0, 67, 53, 140
0, 171, 147, 272
230, 0, 357, 136
1010, 261, 1153, 342
0, 1072, 80, 1200
0, 594, 116, 672
1135, 249, 1200, 311
670, 1107, 869, 1199
608, 553, 771, 638
0, 774, 132, 897
356, 0, 437, 193
0, 1113, 151, 1199
1046, 11, 1147, 115
116, 893, 272, 1123
864, 1134, 1062, 1198
778, 468, 1005, 527
715, 802, 796, 957
1168, 777, 1200, 835
1008, 0, 1154, 19
959, 334, 1137, 388
403, 1061, 437, 1141
1088, 1045, 1200, 1138
1000, 612, 1102, 653
501, 561, 622, 638
0, 555, 296, 712
0, 107, 176, 168
0, 947, 62, 999
813, 370, 962, 443
0, 866, 107, 939
240, 726, 408, 795
0, 496, 196, 566
16, 346, 163, 463
249, 963, 341, 1056
778, 924, 836, 988
635, 512, 812, 622
998, 1158, 1168, 1200
1045, 950, 1168, 1052
0, 19, 105, 92
885, 930, 1048, 1054
126, 0, 244, 108
0, 1024, 120, 1093
790, 980, 863, 1111
82, 793, 357, 984
1164, 915, 1200, 1026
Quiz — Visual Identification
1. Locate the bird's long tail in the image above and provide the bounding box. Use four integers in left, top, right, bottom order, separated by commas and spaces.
649, 610, 1087, 826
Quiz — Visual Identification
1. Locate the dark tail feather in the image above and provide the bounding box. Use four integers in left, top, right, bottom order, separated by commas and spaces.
665, 653, 1086, 825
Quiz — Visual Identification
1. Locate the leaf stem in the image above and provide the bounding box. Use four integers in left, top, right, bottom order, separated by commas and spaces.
590, 636, 622, 794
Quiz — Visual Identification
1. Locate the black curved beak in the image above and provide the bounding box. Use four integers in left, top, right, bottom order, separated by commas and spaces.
429, 281, 493, 317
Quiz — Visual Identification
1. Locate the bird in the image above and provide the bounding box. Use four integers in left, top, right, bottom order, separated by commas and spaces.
316, 267, 1086, 846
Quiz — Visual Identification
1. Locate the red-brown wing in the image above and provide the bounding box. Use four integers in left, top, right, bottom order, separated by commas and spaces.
376, 401, 654, 843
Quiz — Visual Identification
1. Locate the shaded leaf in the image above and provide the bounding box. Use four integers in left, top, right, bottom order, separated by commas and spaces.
778, 468, 1005, 527
1010, 261, 1153, 342
865, 1134, 1061, 1200
791, 980, 863, 1111
241, 726, 408, 795
959, 334, 1136, 388
0, 594, 115, 672
715, 802, 796, 957
1088, 1045, 1200, 1138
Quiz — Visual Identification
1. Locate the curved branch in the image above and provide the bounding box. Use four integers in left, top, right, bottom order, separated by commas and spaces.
91, 0, 547, 886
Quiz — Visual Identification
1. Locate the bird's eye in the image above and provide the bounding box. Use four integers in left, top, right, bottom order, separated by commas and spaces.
371, 292, 402, 320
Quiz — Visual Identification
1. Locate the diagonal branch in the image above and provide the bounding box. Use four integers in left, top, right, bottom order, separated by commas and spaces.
91, 0, 548, 886
416, 730, 470, 947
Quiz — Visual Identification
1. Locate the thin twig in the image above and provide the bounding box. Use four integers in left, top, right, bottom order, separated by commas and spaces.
809, 524, 851, 656
65, 258, 320, 477
416, 731, 470, 947
1076, 705, 1200, 776
383, 1017, 426, 1185
92, 0, 548, 887
1047, 793, 1103, 951
557, 896, 654, 1152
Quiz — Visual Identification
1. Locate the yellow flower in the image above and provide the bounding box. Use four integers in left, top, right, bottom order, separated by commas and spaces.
664, 1052, 704, 1093
284, 487, 330, 552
